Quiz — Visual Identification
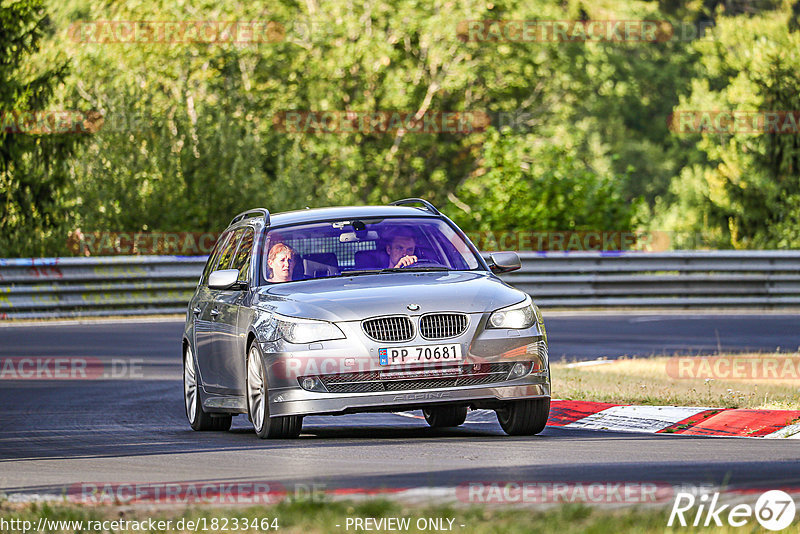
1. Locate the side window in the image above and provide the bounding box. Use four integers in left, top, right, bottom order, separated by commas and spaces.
232, 227, 255, 281
200, 231, 231, 285
216, 228, 245, 271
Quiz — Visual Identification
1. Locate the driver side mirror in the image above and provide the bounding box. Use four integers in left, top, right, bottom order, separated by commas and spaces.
208, 269, 247, 290
488, 252, 521, 274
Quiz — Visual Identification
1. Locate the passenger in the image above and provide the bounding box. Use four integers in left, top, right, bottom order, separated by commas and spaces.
385, 228, 418, 268
266, 243, 298, 282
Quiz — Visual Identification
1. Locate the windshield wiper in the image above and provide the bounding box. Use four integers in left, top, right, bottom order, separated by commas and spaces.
337, 269, 384, 277
333, 266, 449, 278
378, 266, 449, 273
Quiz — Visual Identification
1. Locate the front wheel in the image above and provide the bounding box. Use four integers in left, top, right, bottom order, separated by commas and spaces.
495, 398, 550, 436
247, 343, 303, 439
423, 405, 468, 428
183, 344, 232, 431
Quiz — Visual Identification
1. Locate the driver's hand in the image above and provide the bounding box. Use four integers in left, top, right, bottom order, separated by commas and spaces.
393, 255, 417, 268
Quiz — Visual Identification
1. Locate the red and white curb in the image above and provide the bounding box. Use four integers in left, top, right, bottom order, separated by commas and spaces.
547, 400, 800, 438
396, 401, 800, 438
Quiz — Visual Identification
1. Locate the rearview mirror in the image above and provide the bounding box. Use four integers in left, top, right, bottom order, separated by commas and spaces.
208, 269, 244, 290
488, 252, 521, 274
339, 230, 379, 243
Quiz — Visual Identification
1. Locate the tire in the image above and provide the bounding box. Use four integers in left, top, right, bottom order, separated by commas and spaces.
246, 342, 303, 439
495, 398, 550, 436
183, 344, 232, 431
423, 405, 468, 428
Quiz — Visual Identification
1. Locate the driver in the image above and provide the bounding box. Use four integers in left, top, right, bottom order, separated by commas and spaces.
385, 228, 418, 268
267, 243, 298, 282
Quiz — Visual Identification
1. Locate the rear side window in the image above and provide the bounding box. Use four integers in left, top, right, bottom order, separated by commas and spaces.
200, 231, 231, 285
232, 227, 255, 281
216, 228, 245, 271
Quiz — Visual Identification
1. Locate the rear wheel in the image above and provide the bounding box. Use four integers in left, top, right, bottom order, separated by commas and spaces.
423, 405, 468, 428
247, 343, 302, 439
495, 398, 550, 436
183, 344, 232, 431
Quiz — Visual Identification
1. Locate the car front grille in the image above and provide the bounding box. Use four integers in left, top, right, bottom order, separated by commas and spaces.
313, 362, 520, 394
362, 316, 414, 342
419, 313, 468, 340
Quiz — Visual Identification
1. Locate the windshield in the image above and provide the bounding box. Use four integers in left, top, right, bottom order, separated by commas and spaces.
260, 217, 483, 284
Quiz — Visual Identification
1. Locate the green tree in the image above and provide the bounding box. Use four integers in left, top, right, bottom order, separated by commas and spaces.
0, 0, 81, 256
448, 128, 637, 233
51, 0, 665, 240
655, 6, 800, 248
5, 0, 760, 255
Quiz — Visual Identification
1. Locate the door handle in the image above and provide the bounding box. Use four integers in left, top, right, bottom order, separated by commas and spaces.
192, 307, 201, 316
210, 309, 220, 318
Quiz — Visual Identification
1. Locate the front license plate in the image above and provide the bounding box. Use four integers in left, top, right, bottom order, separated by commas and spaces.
379, 344, 462, 366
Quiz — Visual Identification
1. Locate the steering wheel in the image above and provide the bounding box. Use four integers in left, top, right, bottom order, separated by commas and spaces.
399, 258, 444, 268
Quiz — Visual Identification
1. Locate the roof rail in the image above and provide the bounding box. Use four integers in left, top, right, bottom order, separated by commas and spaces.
389, 198, 441, 215
229, 208, 270, 227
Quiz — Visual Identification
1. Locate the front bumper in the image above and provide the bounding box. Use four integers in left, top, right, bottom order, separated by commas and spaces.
259, 312, 550, 417
266, 374, 550, 417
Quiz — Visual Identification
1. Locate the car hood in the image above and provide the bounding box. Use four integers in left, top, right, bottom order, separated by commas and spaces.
253, 271, 526, 322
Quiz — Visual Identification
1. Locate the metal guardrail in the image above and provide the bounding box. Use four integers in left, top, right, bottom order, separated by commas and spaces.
504, 251, 800, 308
0, 256, 203, 319
1, 251, 800, 319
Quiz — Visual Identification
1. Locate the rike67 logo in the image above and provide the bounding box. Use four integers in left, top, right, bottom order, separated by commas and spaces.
669, 490, 796, 531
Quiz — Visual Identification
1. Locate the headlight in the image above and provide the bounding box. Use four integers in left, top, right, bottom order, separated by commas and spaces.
488, 295, 537, 329
534, 303, 547, 344
259, 313, 345, 344
532, 301, 544, 325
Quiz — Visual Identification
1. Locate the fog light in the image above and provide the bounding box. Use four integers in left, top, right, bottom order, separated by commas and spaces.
508, 362, 529, 379
298, 376, 329, 392
302, 377, 317, 390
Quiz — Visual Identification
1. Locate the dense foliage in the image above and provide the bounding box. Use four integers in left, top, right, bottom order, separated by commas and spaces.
1, 0, 799, 256
654, 5, 800, 248
0, 0, 79, 256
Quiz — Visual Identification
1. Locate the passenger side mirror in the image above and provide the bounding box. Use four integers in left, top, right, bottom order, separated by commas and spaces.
488, 252, 521, 274
208, 269, 246, 290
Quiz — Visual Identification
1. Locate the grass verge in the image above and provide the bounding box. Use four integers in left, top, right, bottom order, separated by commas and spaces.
551, 352, 800, 410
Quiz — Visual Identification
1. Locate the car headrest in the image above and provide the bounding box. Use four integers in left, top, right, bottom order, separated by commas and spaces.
354, 249, 388, 270
292, 260, 306, 280
303, 252, 339, 268
303, 252, 340, 278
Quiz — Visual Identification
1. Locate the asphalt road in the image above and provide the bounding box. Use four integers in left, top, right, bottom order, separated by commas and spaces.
1, 313, 799, 362
1, 313, 799, 500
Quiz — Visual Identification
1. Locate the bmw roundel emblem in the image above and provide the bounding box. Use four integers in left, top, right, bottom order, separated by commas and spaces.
407, 304, 420, 311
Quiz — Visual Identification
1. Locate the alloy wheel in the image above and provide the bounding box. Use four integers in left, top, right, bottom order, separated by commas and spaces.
183, 346, 197, 423
247, 345, 266, 431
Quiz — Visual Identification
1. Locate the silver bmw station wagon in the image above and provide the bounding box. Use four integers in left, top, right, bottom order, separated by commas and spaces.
182, 199, 550, 438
